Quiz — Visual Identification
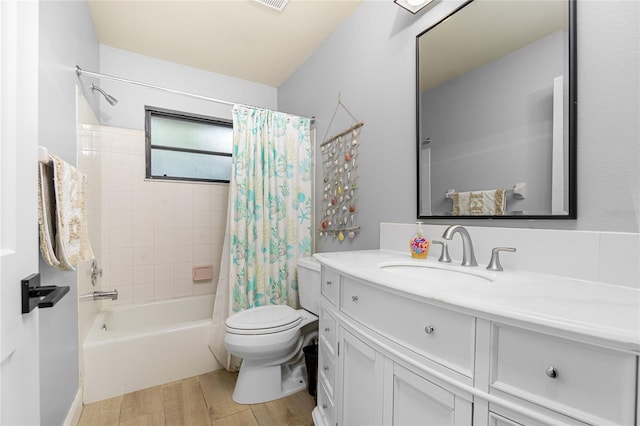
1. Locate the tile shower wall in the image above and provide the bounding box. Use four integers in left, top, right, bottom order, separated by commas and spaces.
96, 125, 227, 305
77, 93, 102, 343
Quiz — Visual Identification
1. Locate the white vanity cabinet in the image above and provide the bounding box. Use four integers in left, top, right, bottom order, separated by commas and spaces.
339, 329, 385, 425
314, 267, 474, 426
489, 323, 637, 425
312, 262, 639, 426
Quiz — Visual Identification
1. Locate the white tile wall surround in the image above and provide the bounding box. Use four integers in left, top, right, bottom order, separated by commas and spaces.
380, 223, 639, 289
77, 94, 102, 344
78, 125, 227, 306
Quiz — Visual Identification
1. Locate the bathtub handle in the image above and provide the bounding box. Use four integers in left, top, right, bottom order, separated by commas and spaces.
91, 259, 103, 286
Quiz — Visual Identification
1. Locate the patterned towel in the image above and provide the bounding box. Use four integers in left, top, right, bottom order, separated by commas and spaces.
37, 155, 94, 270
452, 189, 505, 216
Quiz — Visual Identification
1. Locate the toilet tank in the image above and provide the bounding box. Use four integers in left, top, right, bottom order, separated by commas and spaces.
297, 256, 321, 315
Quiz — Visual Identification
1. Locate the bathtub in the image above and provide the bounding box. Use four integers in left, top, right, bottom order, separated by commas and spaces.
82, 294, 221, 403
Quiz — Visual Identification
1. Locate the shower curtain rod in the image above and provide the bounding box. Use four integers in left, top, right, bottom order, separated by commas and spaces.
75, 65, 315, 123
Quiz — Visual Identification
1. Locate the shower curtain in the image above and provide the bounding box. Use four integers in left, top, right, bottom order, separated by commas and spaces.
209, 104, 313, 371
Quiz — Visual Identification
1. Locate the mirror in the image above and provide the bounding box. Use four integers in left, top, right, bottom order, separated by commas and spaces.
417, 0, 576, 219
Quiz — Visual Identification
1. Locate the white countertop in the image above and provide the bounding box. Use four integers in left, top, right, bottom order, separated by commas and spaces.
314, 249, 640, 353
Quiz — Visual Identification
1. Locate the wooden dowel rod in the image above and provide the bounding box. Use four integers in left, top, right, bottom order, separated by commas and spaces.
321, 121, 364, 147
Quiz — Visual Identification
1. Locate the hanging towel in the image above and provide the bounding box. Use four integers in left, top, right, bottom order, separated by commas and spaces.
452, 188, 505, 216
37, 155, 94, 270
38, 162, 61, 268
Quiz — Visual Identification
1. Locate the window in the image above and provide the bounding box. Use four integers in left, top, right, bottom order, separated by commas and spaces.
145, 107, 233, 183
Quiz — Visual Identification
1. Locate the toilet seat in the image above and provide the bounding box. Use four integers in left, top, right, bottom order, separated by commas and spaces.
225, 305, 302, 335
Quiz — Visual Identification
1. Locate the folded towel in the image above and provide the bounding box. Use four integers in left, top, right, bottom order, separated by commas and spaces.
452, 189, 505, 216
37, 155, 94, 270
38, 163, 61, 268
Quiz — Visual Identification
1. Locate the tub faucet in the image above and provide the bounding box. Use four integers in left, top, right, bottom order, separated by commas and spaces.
441, 225, 478, 267
92, 290, 118, 301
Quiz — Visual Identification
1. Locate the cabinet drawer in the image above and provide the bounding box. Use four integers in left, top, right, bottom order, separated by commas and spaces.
321, 267, 340, 307
491, 324, 637, 425
318, 339, 335, 398
317, 380, 334, 426
341, 276, 476, 377
319, 307, 337, 355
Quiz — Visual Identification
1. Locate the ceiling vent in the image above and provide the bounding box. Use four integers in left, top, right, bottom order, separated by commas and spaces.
253, 0, 289, 12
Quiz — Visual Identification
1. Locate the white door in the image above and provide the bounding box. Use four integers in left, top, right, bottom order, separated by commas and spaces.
391, 363, 473, 426
0, 1, 41, 424
339, 329, 384, 426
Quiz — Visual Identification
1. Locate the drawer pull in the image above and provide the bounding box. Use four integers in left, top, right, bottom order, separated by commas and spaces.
546, 366, 558, 378
325, 280, 332, 286
324, 327, 330, 332
352, 295, 359, 302
323, 365, 330, 372
424, 325, 435, 334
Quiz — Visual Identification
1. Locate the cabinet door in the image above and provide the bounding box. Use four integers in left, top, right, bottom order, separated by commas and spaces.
392, 363, 472, 426
340, 329, 384, 426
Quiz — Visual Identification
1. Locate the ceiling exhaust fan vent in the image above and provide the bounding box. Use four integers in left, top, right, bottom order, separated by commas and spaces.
253, 0, 289, 12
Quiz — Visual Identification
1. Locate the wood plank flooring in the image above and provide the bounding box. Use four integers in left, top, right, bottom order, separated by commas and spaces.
78, 369, 315, 426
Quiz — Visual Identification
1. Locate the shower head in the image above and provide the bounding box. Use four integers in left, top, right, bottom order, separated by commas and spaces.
91, 83, 118, 106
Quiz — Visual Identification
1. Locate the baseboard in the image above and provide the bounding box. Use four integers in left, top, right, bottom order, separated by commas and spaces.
63, 388, 83, 426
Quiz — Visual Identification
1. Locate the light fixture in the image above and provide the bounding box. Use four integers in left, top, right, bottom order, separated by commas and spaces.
394, 0, 435, 14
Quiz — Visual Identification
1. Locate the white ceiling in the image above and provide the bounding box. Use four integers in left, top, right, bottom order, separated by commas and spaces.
88, 0, 363, 88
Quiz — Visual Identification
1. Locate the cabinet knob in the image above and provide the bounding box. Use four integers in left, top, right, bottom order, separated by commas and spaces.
326, 280, 332, 286
351, 295, 359, 303
546, 366, 558, 378
323, 365, 330, 372
322, 404, 328, 410
324, 327, 330, 332
424, 325, 435, 334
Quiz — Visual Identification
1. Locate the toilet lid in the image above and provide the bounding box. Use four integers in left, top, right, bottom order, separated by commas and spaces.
225, 305, 302, 335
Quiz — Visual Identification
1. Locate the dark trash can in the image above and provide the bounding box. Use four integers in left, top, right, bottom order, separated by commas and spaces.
303, 344, 318, 398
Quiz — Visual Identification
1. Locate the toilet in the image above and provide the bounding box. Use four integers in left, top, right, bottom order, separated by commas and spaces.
224, 256, 321, 404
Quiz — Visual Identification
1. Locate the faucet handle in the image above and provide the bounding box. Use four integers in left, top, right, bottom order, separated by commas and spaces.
487, 247, 516, 271
431, 240, 451, 263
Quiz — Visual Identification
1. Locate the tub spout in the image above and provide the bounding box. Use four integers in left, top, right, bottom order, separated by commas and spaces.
92, 290, 118, 300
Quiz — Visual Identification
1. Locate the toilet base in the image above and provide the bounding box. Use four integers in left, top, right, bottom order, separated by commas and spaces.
232, 358, 308, 404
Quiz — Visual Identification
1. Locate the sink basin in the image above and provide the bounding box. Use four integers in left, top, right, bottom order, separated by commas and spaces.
379, 262, 494, 283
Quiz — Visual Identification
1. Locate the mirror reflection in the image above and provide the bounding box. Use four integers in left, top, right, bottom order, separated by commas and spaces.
417, 0, 576, 218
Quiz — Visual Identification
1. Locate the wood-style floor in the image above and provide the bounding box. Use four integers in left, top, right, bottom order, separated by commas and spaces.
78, 369, 315, 426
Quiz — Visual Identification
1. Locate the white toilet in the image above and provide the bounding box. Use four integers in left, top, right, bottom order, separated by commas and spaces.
224, 256, 321, 404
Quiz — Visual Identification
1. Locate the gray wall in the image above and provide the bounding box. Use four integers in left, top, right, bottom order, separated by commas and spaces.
38, 1, 99, 424
278, 0, 640, 252
98, 46, 278, 130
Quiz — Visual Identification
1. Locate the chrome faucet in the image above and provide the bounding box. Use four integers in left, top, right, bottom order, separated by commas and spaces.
441, 225, 478, 267
92, 290, 118, 300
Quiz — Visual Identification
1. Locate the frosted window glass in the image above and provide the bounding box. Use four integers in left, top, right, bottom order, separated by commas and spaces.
150, 115, 232, 153
146, 107, 233, 183
151, 149, 231, 181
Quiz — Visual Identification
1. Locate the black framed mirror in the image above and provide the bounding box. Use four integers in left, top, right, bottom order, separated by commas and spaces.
416, 0, 576, 219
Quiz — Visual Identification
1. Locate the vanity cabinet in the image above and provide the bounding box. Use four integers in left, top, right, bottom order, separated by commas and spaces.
312, 264, 638, 426
389, 362, 472, 425
490, 324, 637, 425
340, 329, 384, 425
315, 268, 474, 426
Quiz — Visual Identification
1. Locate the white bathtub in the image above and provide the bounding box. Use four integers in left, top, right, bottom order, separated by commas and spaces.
82, 295, 221, 403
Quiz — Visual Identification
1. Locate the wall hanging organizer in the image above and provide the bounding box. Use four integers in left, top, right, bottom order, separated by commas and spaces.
319, 96, 364, 242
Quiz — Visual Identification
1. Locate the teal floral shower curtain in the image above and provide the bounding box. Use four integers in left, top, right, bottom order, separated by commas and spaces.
210, 104, 313, 369
229, 105, 313, 311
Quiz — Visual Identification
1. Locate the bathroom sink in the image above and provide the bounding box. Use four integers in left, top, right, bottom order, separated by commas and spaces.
378, 262, 494, 284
